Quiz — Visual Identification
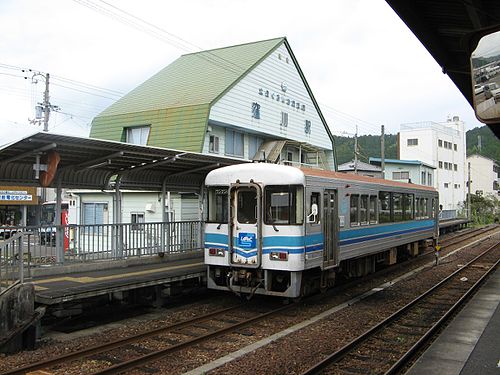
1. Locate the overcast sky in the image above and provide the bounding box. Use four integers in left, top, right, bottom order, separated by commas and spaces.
0, 0, 485, 146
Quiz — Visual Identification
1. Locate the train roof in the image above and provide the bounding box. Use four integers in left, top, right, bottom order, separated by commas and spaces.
301, 168, 437, 192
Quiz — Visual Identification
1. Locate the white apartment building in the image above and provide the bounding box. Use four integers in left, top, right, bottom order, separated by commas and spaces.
399, 116, 466, 217
467, 154, 500, 199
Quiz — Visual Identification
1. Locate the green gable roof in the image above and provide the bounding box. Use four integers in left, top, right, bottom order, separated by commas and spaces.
90, 38, 285, 151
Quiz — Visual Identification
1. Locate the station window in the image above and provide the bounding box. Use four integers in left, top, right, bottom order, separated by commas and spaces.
125, 126, 150, 145
369, 195, 377, 223
209, 135, 219, 153
379, 192, 391, 223
131, 212, 145, 230
207, 187, 228, 223
265, 185, 304, 225
393, 193, 403, 222
350, 194, 359, 226
360, 195, 368, 224
225, 129, 244, 157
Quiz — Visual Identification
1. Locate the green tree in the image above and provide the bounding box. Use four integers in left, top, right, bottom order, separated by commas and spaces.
468, 193, 500, 225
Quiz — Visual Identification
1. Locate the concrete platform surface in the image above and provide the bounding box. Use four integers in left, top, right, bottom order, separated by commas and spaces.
407, 267, 499, 375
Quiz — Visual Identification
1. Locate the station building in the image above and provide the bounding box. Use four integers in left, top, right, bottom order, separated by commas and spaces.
85, 37, 336, 224
466, 154, 500, 199
398, 116, 467, 218
369, 158, 435, 187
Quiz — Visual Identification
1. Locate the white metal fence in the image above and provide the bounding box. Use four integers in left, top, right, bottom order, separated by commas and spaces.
0, 232, 27, 293
0, 221, 203, 267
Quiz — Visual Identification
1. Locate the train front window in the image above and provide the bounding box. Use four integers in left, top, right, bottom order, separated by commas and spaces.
207, 187, 228, 223
265, 185, 303, 225
237, 189, 257, 224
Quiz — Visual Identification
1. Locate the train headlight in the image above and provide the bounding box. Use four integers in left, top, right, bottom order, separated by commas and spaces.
270, 251, 288, 261
208, 248, 225, 256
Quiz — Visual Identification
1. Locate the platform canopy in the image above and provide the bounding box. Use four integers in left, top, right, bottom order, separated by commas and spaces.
0, 132, 249, 191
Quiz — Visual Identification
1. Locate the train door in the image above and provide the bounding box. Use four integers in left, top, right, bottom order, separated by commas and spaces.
323, 189, 339, 268
229, 183, 262, 268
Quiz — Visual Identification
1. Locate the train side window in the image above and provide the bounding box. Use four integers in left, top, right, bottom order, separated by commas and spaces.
350, 194, 359, 226
404, 194, 414, 220
378, 192, 391, 223
360, 195, 368, 225
309, 192, 320, 224
369, 195, 377, 224
265, 185, 304, 225
393, 193, 403, 222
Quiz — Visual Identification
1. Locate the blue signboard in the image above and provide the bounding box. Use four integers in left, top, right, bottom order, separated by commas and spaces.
238, 232, 256, 249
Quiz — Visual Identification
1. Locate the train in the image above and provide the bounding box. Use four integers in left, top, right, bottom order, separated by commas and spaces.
204, 163, 438, 298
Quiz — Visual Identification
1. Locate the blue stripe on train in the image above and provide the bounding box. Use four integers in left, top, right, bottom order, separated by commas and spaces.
205, 219, 435, 255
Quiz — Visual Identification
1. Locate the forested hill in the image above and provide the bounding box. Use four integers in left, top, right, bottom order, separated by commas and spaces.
465, 126, 500, 162
334, 134, 398, 165
334, 125, 499, 165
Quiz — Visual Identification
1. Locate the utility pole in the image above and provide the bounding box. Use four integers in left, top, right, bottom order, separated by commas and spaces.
354, 125, 358, 174
467, 161, 471, 221
43, 73, 50, 132
28, 71, 58, 131
381, 125, 385, 179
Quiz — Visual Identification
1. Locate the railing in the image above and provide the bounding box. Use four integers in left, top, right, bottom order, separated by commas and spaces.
439, 209, 457, 220
0, 232, 27, 293
0, 221, 203, 267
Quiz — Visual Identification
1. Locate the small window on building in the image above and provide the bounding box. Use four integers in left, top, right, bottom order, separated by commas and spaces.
126, 126, 150, 145
209, 135, 219, 153
444, 183, 449, 188
248, 135, 264, 160
443, 141, 448, 148
281, 112, 289, 127
251, 102, 261, 119
131, 212, 145, 230
439, 161, 443, 169
393, 171, 401, 180
225, 129, 244, 157
350, 194, 359, 226
407, 138, 418, 146
401, 171, 409, 179
454, 143, 457, 151
438, 139, 443, 147
454, 164, 457, 171
428, 173, 432, 186
421, 171, 426, 185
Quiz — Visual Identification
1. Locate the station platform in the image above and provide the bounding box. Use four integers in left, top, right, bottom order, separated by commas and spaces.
407, 265, 499, 375
29, 252, 205, 305
439, 218, 468, 234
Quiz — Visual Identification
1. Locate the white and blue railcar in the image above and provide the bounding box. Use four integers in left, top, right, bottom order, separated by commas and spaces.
204, 163, 438, 298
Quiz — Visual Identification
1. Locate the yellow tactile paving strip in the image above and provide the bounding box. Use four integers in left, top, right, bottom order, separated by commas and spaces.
33, 262, 204, 291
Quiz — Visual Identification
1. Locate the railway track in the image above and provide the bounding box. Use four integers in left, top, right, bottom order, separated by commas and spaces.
301, 240, 499, 375
438, 225, 497, 248
0, 300, 299, 375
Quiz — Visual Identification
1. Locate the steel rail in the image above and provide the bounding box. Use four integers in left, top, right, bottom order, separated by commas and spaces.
301, 240, 499, 375
0, 304, 244, 375
385, 257, 499, 374
91, 303, 296, 375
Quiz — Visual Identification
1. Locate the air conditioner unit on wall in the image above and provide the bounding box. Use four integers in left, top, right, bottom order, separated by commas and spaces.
145, 203, 156, 213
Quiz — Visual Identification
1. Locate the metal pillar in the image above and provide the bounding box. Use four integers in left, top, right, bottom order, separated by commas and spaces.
55, 181, 63, 264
